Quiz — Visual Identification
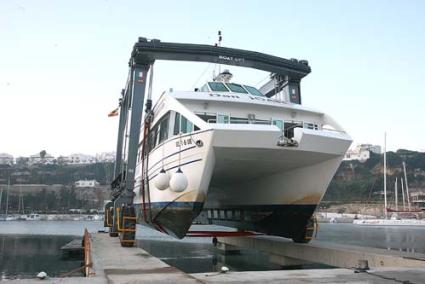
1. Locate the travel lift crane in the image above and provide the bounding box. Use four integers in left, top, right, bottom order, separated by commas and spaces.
104, 37, 311, 247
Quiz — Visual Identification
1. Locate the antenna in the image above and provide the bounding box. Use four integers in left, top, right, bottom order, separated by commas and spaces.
218, 31, 222, 74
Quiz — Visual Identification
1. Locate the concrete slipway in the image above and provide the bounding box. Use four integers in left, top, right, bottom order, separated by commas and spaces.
5, 232, 425, 283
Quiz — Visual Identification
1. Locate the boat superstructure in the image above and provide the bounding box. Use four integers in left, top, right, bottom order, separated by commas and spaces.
105, 37, 352, 245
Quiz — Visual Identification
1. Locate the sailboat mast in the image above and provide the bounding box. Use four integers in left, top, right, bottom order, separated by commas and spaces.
5, 177, 10, 217
401, 177, 406, 210
0, 187, 3, 212
395, 177, 398, 211
383, 132, 387, 218
403, 162, 411, 211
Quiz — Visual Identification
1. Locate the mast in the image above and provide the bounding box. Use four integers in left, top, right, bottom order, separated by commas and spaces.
0, 187, 3, 213
383, 132, 387, 218
5, 177, 10, 217
401, 177, 406, 210
403, 162, 411, 211
19, 185, 24, 215
395, 177, 398, 211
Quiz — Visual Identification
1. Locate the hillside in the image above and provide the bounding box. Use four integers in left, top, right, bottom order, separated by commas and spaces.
323, 149, 425, 203
0, 162, 114, 185
0, 162, 114, 213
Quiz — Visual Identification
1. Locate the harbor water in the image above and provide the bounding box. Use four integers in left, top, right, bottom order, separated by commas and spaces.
1, 221, 425, 279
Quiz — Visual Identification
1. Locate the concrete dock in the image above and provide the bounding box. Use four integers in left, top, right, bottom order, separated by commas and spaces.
4, 232, 425, 283
90, 233, 200, 283
216, 235, 425, 268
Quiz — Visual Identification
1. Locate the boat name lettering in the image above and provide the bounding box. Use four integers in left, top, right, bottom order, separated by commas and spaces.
218, 55, 245, 63
209, 93, 286, 105
176, 138, 193, 147
209, 93, 240, 99
248, 96, 285, 104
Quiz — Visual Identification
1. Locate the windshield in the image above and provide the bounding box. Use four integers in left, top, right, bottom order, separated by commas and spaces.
244, 85, 264, 96
225, 83, 248, 94
208, 82, 229, 92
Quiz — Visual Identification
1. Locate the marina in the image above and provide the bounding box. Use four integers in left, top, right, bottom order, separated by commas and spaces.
3, 228, 425, 283
2, 2, 425, 282
2, 221, 425, 282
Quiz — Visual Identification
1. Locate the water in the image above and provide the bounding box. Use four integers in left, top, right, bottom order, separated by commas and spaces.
317, 223, 425, 254
0, 235, 81, 279
0, 221, 104, 280
1, 221, 425, 279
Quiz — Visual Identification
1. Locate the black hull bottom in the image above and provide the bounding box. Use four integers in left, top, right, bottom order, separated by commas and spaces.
135, 202, 317, 240
135, 202, 204, 239
205, 204, 317, 239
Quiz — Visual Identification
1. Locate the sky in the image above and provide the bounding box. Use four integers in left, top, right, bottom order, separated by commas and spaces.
1, 0, 425, 157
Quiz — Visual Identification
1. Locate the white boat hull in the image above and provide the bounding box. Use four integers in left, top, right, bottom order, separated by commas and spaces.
133, 125, 351, 238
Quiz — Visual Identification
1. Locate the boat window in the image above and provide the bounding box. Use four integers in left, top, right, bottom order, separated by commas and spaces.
199, 83, 210, 92
208, 82, 229, 92
252, 119, 271, 125
226, 83, 248, 94
148, 126, 158, 151
158, 112, 170, 144
181, 115, 193, 133
147, 112, 171, 152
304, 122, 318, 130
173, 113, 180, 135
230, 117, 249, 124
244, 85, 263, 96
174, 112, 196, 134
273, 119, 284, 130
197, 113, 216, 123
217, 114, 229, 124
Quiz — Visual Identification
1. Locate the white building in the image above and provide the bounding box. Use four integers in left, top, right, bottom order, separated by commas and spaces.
0, 153, 14, 165
29, 151, 55, 165
344, 144, 381, 162
65, 153, 96, 165
411, 191, 425, 210
95, 152, 116, 163
360, 144, 382, 154
74, 179, 100, 188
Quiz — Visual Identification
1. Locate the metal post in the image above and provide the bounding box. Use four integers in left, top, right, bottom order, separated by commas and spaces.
113, 90, 128, 179
124, 64, 150, 199
110, 63, 150, 235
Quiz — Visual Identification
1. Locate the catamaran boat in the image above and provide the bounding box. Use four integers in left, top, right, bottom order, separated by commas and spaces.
133, 75, 352, 241
111, 38, 352, 243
